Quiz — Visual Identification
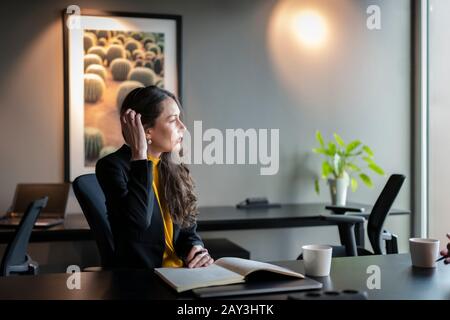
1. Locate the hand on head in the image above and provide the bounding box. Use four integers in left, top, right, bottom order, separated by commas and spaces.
121, 109, 147, 160
439, 233, 450, 265
185, 245, 214, 268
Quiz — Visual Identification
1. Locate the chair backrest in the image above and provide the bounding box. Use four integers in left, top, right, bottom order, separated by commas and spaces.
72, 174, 114, 268
1, 197, 48, 276
367, 174, 406, 254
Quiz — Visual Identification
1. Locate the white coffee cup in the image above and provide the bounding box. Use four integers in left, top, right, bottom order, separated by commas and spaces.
409, 238, 440, 268
302, 244, 332, 277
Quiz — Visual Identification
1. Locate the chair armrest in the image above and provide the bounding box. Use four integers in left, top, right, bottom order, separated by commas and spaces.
320, 215, 364, 257
325, 205, 365, 215
320, 215, 365, 225
381, 230, 393, 240
384, 233, 399, 254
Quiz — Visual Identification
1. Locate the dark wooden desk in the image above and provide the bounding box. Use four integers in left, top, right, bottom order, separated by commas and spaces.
0, 254, 447, 300
0, 203, 409, 245
194, 202, 408, 232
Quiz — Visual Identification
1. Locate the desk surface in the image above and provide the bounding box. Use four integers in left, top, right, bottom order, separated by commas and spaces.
0, 203, 409, 243
0, 254, 447, 300
194, 202, 408, 231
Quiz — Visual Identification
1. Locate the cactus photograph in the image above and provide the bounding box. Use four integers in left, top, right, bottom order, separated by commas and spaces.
83, 29, 166, 166
64, 13, 180, 181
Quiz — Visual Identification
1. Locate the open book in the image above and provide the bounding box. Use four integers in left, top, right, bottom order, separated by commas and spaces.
154, 257, 305, 293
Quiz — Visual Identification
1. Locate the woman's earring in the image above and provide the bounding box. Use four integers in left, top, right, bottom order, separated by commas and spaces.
147, 138, 152, 145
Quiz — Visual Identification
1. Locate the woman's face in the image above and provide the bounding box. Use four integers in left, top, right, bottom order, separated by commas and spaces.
146, 98, 186, 153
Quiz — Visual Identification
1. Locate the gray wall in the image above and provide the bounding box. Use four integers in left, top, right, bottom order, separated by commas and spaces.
0, 0, 411, 265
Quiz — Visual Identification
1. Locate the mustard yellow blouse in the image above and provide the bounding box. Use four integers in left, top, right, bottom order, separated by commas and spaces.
147, 154, 184, 268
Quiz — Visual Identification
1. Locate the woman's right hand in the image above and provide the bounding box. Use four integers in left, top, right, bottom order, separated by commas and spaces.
121, 109, 147, 160
440, 233, 450, 265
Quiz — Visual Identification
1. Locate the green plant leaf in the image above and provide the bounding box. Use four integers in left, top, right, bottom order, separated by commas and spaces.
325, 150, 334, 157
351, 177, 358, 192
312, 148, 326, 155
346, 163, 361, 172
314, 178, 320, 194
322, 161, 333, 179
328, 142, 336, 156
346, 140, 361, 154
363, 145, 374, 157
348, 151, 363, 157
337, 149, 344, 157
363, 156, 374, 165
316, 131, 325, 148
368, 163, 385, 175
334, 133, 345, 147
359, 173, 373, 187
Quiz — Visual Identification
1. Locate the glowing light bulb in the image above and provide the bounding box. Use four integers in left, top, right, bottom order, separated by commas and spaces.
293, 10, 327, 48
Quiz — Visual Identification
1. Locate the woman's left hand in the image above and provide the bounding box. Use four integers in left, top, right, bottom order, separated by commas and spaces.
185, 245, 214, 268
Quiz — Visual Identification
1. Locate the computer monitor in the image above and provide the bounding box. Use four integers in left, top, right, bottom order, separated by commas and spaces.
8, 183, 70, 217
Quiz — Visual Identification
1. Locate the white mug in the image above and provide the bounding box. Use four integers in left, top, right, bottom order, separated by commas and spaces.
302, 244, 332, 277
409, 238, 440, 268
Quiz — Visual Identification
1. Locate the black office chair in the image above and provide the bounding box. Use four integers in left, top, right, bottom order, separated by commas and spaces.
73, 174, 250, 269
0, 196, 48, 276
72, 174, 115, 269
298, 174, 406, 258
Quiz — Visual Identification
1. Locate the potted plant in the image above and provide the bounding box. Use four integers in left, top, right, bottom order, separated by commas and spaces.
313, 131, 385, 206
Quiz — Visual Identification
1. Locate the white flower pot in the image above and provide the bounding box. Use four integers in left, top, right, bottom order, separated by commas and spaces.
328, 174, 349, 206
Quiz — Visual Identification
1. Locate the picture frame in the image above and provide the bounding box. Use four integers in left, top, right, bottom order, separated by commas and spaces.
62, 9, 182, 181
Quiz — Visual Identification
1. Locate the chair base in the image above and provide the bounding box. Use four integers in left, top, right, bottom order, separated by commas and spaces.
3, 254, 39, 276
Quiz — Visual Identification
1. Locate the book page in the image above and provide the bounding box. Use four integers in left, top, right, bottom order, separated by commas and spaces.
215, 257, 304, 279
155, 264, 245, 293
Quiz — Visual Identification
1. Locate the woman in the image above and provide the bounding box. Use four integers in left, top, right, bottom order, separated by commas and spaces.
96, 86, 213, 269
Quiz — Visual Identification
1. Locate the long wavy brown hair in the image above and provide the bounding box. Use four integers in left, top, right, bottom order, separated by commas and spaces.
121, 86, 198, 228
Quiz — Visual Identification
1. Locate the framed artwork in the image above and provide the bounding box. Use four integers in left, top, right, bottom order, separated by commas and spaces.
63, 9, 182, 181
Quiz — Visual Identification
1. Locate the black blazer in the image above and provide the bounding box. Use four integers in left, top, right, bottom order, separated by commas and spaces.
96, 144, 203, 269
